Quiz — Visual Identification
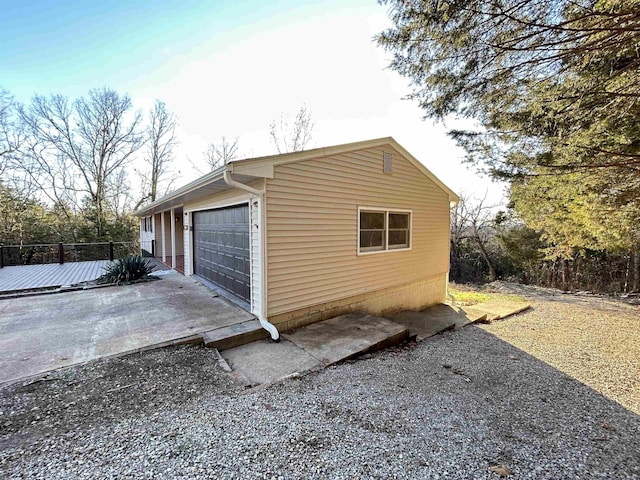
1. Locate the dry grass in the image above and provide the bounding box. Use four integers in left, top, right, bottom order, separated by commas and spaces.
449, 284, 525, 306
479, 293, 640, 414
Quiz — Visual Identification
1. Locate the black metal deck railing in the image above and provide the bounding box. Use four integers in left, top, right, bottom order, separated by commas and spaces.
0, 241, 137, 268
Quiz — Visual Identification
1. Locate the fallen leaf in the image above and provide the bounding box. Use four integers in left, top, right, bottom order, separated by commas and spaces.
489, 464, 512, 477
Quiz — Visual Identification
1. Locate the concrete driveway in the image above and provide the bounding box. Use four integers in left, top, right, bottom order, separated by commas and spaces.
0, 273, 254, 384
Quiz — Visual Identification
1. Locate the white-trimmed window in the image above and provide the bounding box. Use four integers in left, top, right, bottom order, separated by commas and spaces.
358, 208, 411, 254
142, 216, 153, 233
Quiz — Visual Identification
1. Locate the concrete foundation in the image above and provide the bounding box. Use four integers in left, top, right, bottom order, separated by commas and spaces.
269, 275, 447, 333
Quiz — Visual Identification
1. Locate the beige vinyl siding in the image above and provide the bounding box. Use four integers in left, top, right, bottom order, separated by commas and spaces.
266, 146, 450, 316
174, 214, 184, 255
163, 211, 172, 257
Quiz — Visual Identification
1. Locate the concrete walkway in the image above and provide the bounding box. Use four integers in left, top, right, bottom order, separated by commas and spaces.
220, 313, 409, 386
219, 301, 531, 387
0, 273, 253, 385
0, 261, 110, 293
390, 300, 531, 341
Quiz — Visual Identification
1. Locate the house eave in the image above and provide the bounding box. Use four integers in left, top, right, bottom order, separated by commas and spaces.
135, 136, 460, 216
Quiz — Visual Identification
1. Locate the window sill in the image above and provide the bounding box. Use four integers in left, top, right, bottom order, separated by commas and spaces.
357, 247, 412, 256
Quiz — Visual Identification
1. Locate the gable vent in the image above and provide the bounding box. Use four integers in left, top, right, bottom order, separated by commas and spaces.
383, 152, 393, 173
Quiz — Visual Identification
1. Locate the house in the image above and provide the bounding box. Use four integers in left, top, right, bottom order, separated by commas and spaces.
136, 137, 459, 340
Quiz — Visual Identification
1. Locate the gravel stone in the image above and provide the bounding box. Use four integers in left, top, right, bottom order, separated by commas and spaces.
1, 292, 638, 479
481, 282, 640, 414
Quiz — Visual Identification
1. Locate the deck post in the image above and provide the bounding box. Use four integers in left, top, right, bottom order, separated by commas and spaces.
109, 240, 114, 261
58, 242, 64, 265
151, 239, 155, 257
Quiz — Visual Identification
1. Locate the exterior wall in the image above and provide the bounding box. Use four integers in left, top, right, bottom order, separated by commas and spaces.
154, 213, 162, 255
265, 146, 450, 319
139, 217, 155, 254
174, 213, 184, 255
269, 274, 446, 331
162, 211, 172, 257
183, 212, 191, 275
182, 179, 265, 315
144, 211, 183, 259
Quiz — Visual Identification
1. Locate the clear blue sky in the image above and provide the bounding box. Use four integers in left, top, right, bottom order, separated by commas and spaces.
0, 0, 505, 204
1, 0, 343, 99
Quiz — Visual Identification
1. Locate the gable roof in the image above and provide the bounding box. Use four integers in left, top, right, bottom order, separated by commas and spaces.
136, 137, 459, 216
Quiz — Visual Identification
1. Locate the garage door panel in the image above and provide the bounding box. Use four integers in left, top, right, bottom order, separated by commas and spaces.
193, 204, 251, 305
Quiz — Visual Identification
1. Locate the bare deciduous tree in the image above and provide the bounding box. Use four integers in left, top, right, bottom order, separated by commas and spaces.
18, 96, 79, 227
137, 100, 178, 208
19, 87, 143, 237
203, 136, 239, 170
0, 88, 24, 172
451, 193, 499, 281
269, 104, 314, 154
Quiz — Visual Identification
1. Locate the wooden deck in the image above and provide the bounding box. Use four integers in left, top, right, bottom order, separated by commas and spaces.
0, 261, 110, 293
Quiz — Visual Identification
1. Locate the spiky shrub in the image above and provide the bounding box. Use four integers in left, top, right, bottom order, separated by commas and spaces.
98, 255, 156, 285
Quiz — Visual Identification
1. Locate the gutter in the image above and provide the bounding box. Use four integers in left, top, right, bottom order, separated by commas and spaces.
223, 169, 280, 342
135, 166, 226, 217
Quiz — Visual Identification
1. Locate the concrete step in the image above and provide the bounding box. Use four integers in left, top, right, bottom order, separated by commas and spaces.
220, 312, 409, 386
201, 319, 269, 351
284, 312, 409, 366
462, 299, 531, 321
389, 304, 487, 341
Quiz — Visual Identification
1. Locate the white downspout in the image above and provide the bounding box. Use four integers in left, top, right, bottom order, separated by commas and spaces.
223, 169, 280, 341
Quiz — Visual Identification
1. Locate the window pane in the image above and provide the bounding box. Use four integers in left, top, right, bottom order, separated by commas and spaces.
360, 211, 384, 229
388, 230, 408, 248
360, 230, 384, 250
389, 213, 409, 229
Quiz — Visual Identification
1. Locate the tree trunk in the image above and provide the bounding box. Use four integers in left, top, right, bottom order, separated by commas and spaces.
475, 237, 496, 281
449, 238, 459, 281
624, 253, 631, 293
562, 258, 570, 291
632, 245, 640, 293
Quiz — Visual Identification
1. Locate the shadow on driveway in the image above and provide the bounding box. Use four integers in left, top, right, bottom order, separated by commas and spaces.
0, 273, 254, 384
0, 325, 637, 478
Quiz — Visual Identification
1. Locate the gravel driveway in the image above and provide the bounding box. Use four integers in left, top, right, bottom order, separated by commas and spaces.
480, 285, 640, 415
1, 294, 639, 479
